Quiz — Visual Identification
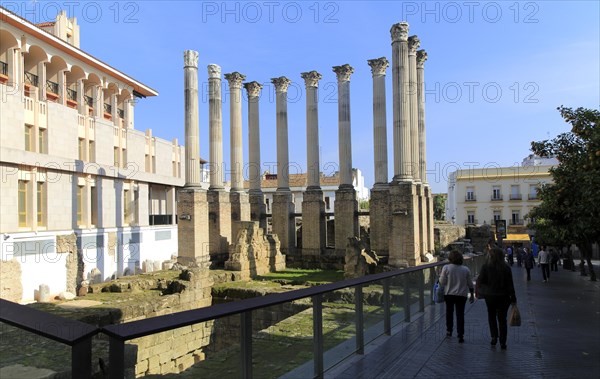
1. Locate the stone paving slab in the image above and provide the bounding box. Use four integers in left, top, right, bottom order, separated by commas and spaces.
327, 262, 600, 379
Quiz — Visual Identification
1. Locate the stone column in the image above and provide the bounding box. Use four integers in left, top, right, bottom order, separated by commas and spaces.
244, 81, 266, 228
225, 72, 250, 228
301, 71, 326, 256
271, 76, 295, 254
367, 57, 391, 258
390, 22, 412, 182
332, 64, 358, 257
178, 50, 210, 268
184, 52, 201, 187
207, 64, 231, 266
418, 49, 434, 252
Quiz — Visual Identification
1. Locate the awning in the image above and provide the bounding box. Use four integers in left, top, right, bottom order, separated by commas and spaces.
505, 233, 530, 241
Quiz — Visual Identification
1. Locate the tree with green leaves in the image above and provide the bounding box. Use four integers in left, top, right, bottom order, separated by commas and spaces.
433, 194, 446, 221
529, 106, 599, 281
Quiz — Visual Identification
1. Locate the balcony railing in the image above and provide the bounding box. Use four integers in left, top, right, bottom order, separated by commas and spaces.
24, 71, 39, 87
66, 88, 77, 101
117, 108, 125, 118
149, 214, 173, 226
528, 194, 538, 200
465, 219, 478, 225
103, 103, 112, 114
0, 61, 7, 76
465, 195, 476, 201
84, 95, 94, 108
510, 219, 524, 225
45, 80, 59, 95
491, 194, 503, 201
509, 194, 522, 200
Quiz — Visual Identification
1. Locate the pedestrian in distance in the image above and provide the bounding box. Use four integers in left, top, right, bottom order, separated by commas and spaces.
439, 250, 475, 343
538, 246, 551, 282
477, 247, 517, 350
507, 245, 514, 266
523, 247, 536, 281
516, 246, 523, 267
550, 249, 560, 272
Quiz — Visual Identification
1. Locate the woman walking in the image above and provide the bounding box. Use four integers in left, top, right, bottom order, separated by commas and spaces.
523, 247, 536, 281
478, 247, 517, 350
439, 250, 474, 343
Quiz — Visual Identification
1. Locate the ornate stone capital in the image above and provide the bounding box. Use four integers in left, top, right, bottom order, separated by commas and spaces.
271, 76, 291, 93
183, 50, 198, 68
332, 64, 354, 82
244, 81, 263, 97
390, 22, 409, 43
417, 49, 428, 68
301, 71, 322, 88
207, 64, 221, 79
408, 35, 420, 55
224, 72, 246, 89
367, 57, 389, 76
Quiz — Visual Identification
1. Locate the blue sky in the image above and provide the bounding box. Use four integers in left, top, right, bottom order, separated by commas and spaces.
10, 1, 600, 193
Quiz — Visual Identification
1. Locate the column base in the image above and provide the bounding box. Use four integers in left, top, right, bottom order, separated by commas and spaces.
334, 187, 358, 257
208, 190, 232, 268
302, 189, 326, 256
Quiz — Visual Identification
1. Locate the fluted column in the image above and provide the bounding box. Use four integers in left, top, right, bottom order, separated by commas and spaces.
391, 22, 412, 182
183, 50, 201, 187
272, 76, 291, 191
208, 64, 224, 190
367, 57, 389, 186
368, 57, 391, 258
332, 64, 354, 188
225, 72, 246, 192
271, 76, 294, 254
244, 81, 266, 227
408, 35, 420, 182
417, 50, 428, 184
301, 71, 326, 256
301, 71, 322, 189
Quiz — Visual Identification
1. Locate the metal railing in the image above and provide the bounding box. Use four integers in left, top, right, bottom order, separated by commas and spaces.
0, 298, 98, 379
46, 80, 59, 94
24, 71, 39, 87
84, 95, 94, 107
465, 195, 476, 201
0, 255, 486, 378
0, 60, 7, 76
510, 219, 524, 225
528, 194, 538, 200
67, 88, 77, 101
104, 103, 112, 114
491, 194, 503, 201
148, 214, 172, 225
465, 219, 478, 225
117, 108, 125, 118
509, 194, 522, 200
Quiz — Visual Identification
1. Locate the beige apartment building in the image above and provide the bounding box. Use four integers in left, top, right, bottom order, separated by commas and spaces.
446, 156, 557, 229
0, 9, 184, 301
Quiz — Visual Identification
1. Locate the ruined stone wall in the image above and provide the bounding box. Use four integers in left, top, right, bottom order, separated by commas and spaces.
434, 224, 466, 252
0, 259, 22, 302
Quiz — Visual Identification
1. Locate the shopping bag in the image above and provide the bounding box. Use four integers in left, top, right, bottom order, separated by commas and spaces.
433, 281, 445, 303
509, 303, 521, 326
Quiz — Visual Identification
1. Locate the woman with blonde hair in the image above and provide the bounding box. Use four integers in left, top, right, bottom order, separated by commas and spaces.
439, 250, 474, 343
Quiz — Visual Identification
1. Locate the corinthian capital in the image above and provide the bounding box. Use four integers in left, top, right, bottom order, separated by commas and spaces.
244, 81, 263, 97
332, 64, 354, 82
408, 35, 420, 55
271, 76, 291, 92
207, 64, 221, 79
224, 72, 246, 89
367, 57, 389, 76
183, 50, 198, 68
417, 49, 428, 68
390, 22, 409, 43
300, 71, 322, 88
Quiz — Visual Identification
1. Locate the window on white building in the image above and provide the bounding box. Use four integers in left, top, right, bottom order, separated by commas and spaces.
492, 186, 502, 201
511, 210, 520, 225
466, 187, 475, 201
37, 182, 46, 227
38, 127, 47, 154
529, 185, 539, 200
18, 180, 29, 227
25, 124, 34, 152
510, 185, 521, 200
467, 211, 475, 225
493, 210, 501, 223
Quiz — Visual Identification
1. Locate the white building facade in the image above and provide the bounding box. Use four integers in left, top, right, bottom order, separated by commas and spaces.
446, 158, 555, 227
0, 9, 185, 301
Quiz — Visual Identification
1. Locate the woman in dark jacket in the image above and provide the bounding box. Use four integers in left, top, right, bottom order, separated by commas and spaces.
523, 247, 536, 281
478, 247, 517, 350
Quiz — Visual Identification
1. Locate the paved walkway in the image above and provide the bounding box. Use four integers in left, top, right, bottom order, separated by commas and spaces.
327, 262, 600, 379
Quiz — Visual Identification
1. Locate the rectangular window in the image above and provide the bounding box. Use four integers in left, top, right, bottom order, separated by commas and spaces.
124, 189, 130, 224
78, 138, 86, 161
25, 125, 33, 152
90, 186, 98, 226
511, 210, 520, 225
18, 180, 28, 227
510, 185, 521, 200
529, 185, 538, 200
466, 187, 475, 201
38, 128, 46, 154
325, 196, 331, 210
88, 141, 95, 162
467, 212, 475, 225
37, 182, 46, 226
77, 185, 84, 226
122, 148, 127, 169
133, 190, 139, 225
113, 147, 119, 167
493, 211, 501, 223
492, 186, 502, 200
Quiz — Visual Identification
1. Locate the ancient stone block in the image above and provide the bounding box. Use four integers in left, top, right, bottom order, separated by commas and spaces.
0, 259, 22, 302
344, 236, 380, 279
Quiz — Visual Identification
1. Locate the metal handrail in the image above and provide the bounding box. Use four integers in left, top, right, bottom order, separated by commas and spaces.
117, 108, 124, 118
24, 71, 38, 87
67, 88, 77, 101
0, 298, 99, 379
46, 80, 59, 94
84, 95, 94, 107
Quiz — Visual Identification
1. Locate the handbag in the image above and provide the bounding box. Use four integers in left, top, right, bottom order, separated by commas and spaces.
509, 303, 521, 326
433, 281, 445, 303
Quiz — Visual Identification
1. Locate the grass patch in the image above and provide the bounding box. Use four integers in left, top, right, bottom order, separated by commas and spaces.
256, 268, 344, 285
